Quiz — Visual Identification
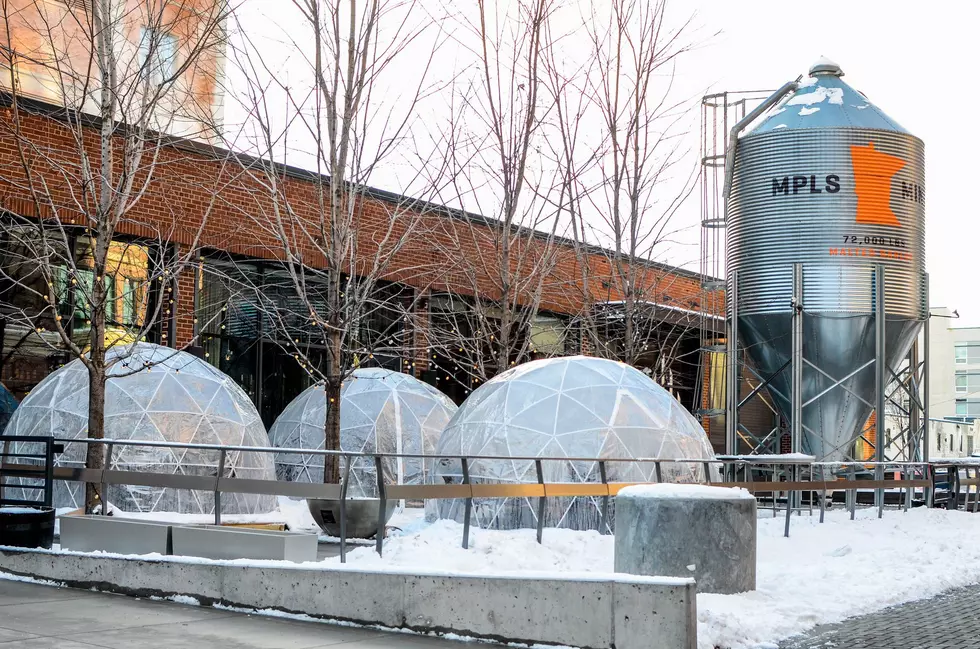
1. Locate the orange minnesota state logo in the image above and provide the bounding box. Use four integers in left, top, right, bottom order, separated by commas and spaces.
850, 142, 906, 226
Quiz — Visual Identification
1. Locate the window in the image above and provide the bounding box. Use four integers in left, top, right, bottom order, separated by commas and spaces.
138, 27, 178, 85
955, 343, 980, 365
529, 315, 568, 357
955, 371, 980, 394
955, 399, 980, 417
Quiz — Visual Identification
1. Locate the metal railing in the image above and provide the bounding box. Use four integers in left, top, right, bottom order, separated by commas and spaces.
0, 436, 960, 561
0, 436, 60, 508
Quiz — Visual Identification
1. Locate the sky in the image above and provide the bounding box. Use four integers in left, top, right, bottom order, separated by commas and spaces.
677, 1, 978, 324
230, 0, 978, 324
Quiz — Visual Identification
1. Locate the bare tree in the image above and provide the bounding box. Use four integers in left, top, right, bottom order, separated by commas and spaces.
557, 0, 702, 391
0, 0, 231, 512
424, 0, 570, 394
223, 0, 451, 483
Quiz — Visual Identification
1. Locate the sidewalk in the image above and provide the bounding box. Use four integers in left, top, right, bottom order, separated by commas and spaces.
0, 577, 475, 648
780, 585, 980, 649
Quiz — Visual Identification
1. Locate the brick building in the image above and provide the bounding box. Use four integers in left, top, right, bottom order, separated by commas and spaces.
0, 2, 733, 450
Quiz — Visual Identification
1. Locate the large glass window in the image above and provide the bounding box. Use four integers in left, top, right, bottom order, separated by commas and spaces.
1, 229, 157, 399
197, 256, 412, 426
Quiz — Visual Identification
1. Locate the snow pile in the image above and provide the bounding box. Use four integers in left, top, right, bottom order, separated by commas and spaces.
697, 507, 980, 649
0, 507, 48, 514
332, 507, 980, 649
337, 519, 610, 575
788, 86, 844, 106
618, 484, 753, 500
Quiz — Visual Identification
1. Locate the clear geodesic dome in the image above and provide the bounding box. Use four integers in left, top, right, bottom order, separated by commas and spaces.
427, 355, 718, 531
268, 367, 457, 497
3, 343, 277, 514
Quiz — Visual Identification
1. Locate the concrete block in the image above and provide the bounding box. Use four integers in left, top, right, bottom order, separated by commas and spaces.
0, 549, 698, 648
221, 565, 407, 628
405, 574, 611, 648
613, 579, 697, 649
615, 484, 757, 594
171, 525, 317, 563
59, 516, 172, 555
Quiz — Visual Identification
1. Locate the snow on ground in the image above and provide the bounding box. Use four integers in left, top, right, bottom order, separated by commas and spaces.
329, 507, 980, 649
42, 498, 980, 648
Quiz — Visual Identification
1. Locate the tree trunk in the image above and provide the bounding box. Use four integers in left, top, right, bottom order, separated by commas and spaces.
322, 327, 343, 484
84, 299, 107, 514
84, 366, 106, 514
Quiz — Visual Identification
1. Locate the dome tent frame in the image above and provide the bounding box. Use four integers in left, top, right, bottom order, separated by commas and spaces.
428, 355, 717, 531
268, 367, 456, 497
3, 343, 277, 515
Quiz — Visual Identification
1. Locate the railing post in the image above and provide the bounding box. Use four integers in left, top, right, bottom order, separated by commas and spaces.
783, 462, 792, 538
951, 466, 961, 511
535, 459, 545, 544
655, 461, 663, 484
43, 438, 55, 508
926, 463, 935, 509
101, 443, 114, 516
339, 455, 352, 563
819, 464, 826, 524
877, 463, 886, 519
599, 461, 609, 535
375, 455, 387, 556
771, 462, 778, 518
904, 466, 912, 513
849, 466, 857, 520
214, 449, 226, 526
461, 458, 472, 549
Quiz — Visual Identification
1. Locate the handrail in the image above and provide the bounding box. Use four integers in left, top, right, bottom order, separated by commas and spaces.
4, 434, 967, 561
44, 437, 934, 467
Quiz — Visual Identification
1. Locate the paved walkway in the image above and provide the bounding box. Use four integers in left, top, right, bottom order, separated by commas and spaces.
780, 585, 980, 649
0, 578, 476, 648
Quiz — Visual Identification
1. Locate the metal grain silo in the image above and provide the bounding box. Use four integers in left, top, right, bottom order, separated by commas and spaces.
725, 59, 926, 462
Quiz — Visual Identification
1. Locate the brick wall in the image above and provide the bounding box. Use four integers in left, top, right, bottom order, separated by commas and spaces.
0, 105, 719, 325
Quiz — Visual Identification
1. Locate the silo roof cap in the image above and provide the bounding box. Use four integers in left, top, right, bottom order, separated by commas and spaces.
746, 60, 909, 135
809, 56, 843, 77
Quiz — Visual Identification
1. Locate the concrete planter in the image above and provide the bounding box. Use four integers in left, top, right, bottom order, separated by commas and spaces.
171, 525, 317, 563
615, 484, 757, 594
59, 516, 172, 555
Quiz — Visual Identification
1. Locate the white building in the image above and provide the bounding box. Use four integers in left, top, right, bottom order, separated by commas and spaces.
928, 307, 980, 421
